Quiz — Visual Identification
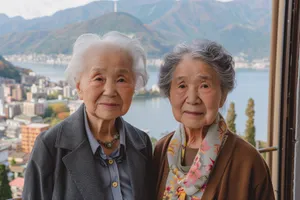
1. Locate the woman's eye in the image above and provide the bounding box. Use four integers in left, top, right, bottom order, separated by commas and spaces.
200, 84, 209, 89
95, 77, 103, 81
117, 78, 126, 83
178, 84, 186, 89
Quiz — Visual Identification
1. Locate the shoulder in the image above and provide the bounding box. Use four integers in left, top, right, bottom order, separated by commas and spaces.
35, 118, 70, 157
227, 132, 271, 183
230, 132, 265, 163
122, 119, 153, 153
153, 132, 174, 159
155, 132, 174, 150
123, 119, 150, 140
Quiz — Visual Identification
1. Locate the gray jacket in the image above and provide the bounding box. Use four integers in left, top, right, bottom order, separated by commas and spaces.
22, 104, 153, 200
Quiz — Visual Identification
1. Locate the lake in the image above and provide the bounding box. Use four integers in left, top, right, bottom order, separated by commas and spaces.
13, 62, 269, 141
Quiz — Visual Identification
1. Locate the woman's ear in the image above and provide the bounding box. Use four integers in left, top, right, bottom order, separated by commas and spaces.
220, 91, 228, 108
76, 82, 83, 100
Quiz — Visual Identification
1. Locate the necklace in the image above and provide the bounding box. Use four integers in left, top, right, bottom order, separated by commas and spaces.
97, 133, 120, 149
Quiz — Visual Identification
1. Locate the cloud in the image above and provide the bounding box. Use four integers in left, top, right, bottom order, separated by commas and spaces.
0, 0, 96, 19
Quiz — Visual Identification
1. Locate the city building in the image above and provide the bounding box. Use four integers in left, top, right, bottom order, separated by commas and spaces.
0, 118, 6, 138
11, 84, 23, 101
39, 78, 46, 89
4, 103, 22, 119
0, 144, 9, 164
8, 151, 30, 165
9, 177, 24, 199
3, 84, 11, 97
26, 92, 47, 102
21, 123, 50, 153
8, 151, 29, 179
63, 85, 71, 98
0, 100, 4, 116
47, 86, 63, 96
0, 84, 4, 102
151, 84, 160, 93
23, 101, 45, 116
21, 74, 36, 85
0, 127, 5, 138
5, 119, 22, 138
14, 114, 43, 125
31, 84, 38, 94
0, 137, 22, 152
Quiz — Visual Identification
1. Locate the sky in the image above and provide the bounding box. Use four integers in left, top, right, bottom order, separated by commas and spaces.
0, 0, 234, 19
0, 0, 96, 19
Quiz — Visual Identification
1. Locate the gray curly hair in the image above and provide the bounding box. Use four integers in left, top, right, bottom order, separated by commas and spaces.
158, 40, 235, 97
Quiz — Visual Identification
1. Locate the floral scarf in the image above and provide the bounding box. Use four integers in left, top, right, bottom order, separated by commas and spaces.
163, 114, 228, 200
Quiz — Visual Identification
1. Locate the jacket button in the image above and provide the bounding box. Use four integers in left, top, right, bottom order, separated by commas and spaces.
112, 181, 118, 188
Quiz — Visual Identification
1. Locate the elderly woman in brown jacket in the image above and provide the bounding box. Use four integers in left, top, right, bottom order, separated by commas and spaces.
153, 41, 275, 200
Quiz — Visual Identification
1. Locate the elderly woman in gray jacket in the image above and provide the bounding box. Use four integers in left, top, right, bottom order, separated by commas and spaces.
22, 32, 153, 200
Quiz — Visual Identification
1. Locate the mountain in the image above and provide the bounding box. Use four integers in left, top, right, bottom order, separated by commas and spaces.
0, 1, 113, 36
0, 12, 171, 57
0, 1, 168, 36
0, 0, 272, 59
0, 14, 9, 25
0, 55, 33, 82
0, 0, 271, 35
147, 0, 271, 58
235, 0, 272, 9
126, 0, 174, 24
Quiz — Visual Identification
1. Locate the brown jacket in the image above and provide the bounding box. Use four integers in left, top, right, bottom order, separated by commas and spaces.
153, 131, 275, 200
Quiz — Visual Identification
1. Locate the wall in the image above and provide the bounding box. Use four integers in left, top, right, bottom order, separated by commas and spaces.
294, 56, 300, 200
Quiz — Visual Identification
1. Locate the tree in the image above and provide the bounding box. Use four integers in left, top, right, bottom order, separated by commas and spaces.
0, 164, 12, 200
50, 103, 69, 114
226, 102, 237, 133
57, 112, 70, 120
10, 158, 16, 166
46, 91, 59, 100
244, 98, 256, 146
43, 106, 54, 118
150, 137, 158, 149
50, 117, 62, 127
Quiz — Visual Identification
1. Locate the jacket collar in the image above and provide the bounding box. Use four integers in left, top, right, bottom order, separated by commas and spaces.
202, 131, 237, 199
55, 104, 146, 151
54, 103, 148, 200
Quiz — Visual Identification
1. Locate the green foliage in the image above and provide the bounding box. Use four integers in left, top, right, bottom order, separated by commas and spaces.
43, 106, 55, 118
0, 56, 21, 83
10, 158, 16, 166
50, 103, 69, 114
43, 103, 69, 127
244, 98, 256, 146
226, 102, 237, 133
57, 112, 70, 120
150, 137, 158, 149
43, 117, 52, 124
50, 117, 62, 127
46, 91, 59, 100
0, 164, 12, 200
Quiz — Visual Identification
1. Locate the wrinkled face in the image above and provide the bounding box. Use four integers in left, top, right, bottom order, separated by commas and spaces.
76, 43, 136, 120
169, 54, 227, 129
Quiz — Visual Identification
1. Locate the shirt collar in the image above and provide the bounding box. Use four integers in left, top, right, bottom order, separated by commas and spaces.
83, 107, 126, 155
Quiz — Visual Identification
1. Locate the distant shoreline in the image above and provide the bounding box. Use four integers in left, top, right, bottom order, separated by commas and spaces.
11, 61, 269, 72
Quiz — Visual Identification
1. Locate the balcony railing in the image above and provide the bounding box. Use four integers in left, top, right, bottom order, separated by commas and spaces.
258, 146, 278, 153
